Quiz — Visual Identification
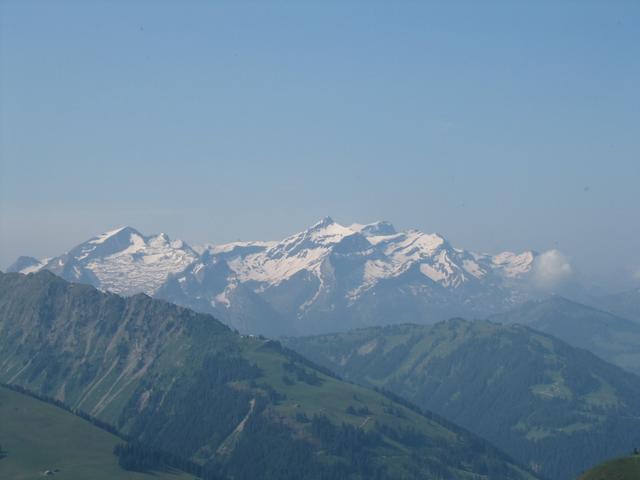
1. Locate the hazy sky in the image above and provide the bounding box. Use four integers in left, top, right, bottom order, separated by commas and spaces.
1, 1, 639, 291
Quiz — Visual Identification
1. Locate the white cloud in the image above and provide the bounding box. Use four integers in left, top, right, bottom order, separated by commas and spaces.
530, 249, 573, 291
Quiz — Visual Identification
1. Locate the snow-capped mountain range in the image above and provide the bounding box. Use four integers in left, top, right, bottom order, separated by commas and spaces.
10, 226, 197, 296
9, 218, 545, 335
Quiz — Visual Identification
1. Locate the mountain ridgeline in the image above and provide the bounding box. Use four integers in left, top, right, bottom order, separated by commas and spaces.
285, 320, 640, 480
8, 219, 541, 336
488, 296, 640, 375
0, 271, 536, 480
588, 288, 640, 324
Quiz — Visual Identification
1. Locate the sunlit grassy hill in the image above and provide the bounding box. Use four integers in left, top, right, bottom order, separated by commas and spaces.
579, 454, 640, 480
0, 385, 195, 480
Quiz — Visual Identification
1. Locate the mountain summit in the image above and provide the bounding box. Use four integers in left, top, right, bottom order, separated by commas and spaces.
11, 218, 543, 335
9, 226, 197, 296
159, 218, 539, 334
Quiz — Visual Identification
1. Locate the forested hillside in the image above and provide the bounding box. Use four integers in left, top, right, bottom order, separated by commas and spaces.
286, 320, 640, 480
489, 296, 640, 374
0, 271, 536, 480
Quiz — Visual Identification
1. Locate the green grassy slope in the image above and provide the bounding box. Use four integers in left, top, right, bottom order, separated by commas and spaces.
578, 455, 640, 480
0, 385, 194, 480
0, 271, 537, 480
285, 319, 640, 480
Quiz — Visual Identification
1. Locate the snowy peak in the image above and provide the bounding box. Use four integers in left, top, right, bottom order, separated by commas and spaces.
87, 226, 140, 245
311, 216, 336, 229
350, 221, 397, 237
192, 218, 535, 295
202, 218, 377, 287
491, 250, 536, 278
10, 218, 545, 335
204, 241, 274, 257
297, 216, 355, 245
266, 217, 359, 260
65, 226, 193, 266
391, 230, 447, 255
19, 227, 198, 296
156, 218, 543, 334
70, 226, 147, 260
7, 256, 44, 274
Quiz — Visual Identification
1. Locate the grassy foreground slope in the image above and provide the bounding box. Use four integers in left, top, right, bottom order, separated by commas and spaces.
285, 319, 640, 480
579, 455, 640, 480
0, 385, 194, 480
0, 271, 536, 480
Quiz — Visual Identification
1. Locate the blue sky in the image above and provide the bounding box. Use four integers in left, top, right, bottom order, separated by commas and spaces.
1, 0, 639, 290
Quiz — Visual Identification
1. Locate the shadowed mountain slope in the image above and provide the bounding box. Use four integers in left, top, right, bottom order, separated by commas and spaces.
488, 296, 640, 375
0, 271, 536, 480
285, 320, 640, 480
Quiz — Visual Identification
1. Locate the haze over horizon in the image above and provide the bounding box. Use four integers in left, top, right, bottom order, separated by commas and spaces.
1, 1, 639, 291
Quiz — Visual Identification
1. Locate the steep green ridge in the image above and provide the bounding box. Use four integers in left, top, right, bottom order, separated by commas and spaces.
0, 271, 535, 480
488, 296, 640, 375
0, 384, 195, 480
578, 454, 640, 480
285, 320, 640, 480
